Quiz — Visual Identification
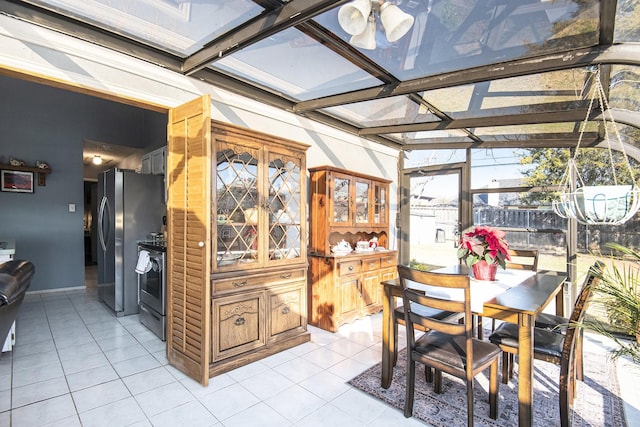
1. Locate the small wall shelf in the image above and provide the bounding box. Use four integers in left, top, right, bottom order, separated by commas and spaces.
0, 164, 52, 186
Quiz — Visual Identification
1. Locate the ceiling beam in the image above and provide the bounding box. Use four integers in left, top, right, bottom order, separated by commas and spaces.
182, 0, 347, 75
293, 44, 640, 112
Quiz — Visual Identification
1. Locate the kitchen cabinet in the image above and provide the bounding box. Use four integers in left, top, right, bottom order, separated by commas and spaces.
307, 166, 397, 332
166, 95, 310, 385
141, 146, 166, 175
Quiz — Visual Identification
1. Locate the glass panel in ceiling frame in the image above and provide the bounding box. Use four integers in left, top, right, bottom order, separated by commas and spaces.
614, 0, 640, 42
210, 28, 383, 101
423, 68, 590, 119
314, 0, 599, 81
403, 149, 466, 168
472, 121, 598, 137
388, 129, 472, 145
320, 95, 438, 127
28, 0, 263, 56
609, 65, 640, 112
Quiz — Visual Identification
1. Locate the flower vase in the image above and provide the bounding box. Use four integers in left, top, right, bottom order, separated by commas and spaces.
472, 260, 498, 281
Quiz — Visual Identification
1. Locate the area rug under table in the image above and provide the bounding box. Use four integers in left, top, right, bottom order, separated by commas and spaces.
348, 348, 627, 427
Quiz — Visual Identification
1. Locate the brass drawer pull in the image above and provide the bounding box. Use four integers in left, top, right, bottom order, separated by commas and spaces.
234, 317, 246, 326
233, 280, 247, 288
282, 306, 290, 315
280, 273, 292, 279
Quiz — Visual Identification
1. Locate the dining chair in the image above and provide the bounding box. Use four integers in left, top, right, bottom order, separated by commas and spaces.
398, 265, 501, 425
487, 261, 603, 427
477, 248, 540, 339
392, 265, 462, 368
505, 248, 539, 270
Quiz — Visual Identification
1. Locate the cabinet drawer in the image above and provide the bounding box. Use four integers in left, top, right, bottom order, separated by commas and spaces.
380, 255, 397, 268
212, 291, 265, 361
362, 258, 380, 272
339, 260, 361, 276
270, 284, 304, 337
213, 269, 305, 294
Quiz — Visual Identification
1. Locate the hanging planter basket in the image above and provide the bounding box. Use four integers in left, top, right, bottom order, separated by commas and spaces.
553, 67, 640, 226
553, 185, 640, 226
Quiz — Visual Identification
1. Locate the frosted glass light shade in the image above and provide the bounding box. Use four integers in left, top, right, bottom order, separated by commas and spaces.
338, 0, 372, 35
350, 16, 376, 50
380, 1, 414, 42
92, 155, 103, 165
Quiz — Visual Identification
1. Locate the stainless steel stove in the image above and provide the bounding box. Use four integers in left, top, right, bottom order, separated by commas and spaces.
137, 241, 166, 340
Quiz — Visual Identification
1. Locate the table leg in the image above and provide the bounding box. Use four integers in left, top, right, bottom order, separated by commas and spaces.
381, 284, 393, 388
518, 313, 534, 427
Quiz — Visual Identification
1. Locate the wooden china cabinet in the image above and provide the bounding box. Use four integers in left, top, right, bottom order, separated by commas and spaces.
308, 166, 398, 332
166, 96, 310, 385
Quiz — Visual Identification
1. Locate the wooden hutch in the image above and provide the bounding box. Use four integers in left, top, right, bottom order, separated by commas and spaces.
166, 96, 310, 385
308, 165, 398, 332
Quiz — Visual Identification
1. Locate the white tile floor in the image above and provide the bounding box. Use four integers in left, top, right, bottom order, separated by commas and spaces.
0, 287, 638, 427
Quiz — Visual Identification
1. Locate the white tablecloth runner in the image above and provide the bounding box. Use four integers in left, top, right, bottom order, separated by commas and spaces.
405, 268, 535, 313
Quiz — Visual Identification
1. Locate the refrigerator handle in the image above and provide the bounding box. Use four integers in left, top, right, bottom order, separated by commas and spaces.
97, 196, 111, 252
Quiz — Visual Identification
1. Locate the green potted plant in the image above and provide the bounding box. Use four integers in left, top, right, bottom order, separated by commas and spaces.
457, 225, 511, 281
584, 243, 640, 364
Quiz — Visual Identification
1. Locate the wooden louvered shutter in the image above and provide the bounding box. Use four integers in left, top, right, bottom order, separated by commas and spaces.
166, 95, 211, 386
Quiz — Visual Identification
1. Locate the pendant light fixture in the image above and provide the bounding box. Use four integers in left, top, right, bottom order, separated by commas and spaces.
338, 0, 414, 50
552, 67, 640, 225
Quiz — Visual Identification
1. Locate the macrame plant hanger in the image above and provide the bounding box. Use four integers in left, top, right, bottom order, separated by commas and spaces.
552, 67, 640, 225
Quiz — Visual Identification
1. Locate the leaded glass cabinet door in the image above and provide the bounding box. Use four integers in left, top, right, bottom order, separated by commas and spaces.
214, 142, 261, 269
354, 178, 371, 225
266, 151, 304, 264
330, 172, 353, 225
373, 181, 388, 226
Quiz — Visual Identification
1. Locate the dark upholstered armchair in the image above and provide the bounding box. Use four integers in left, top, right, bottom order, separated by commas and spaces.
0, 260, 35, 349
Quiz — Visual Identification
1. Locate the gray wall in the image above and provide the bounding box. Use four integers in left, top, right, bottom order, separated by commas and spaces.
0, 75, 166, 291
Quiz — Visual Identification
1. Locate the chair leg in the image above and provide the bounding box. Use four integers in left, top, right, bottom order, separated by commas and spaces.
559, 364, 572, 427
466, 379, 474, 427
576, 329, 584, 381
501, 352, 510, 384
404, 359, 416, 418
425, 366, 433, 383
393, 320, 399, 367
434, 369, 443, 394
489, 358, 499, 420
508, 354, 514, 379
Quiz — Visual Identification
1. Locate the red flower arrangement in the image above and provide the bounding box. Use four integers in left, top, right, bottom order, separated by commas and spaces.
457, 226, 511, 269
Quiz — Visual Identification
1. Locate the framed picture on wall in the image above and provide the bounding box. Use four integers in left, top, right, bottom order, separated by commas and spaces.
1, 170, 34, 193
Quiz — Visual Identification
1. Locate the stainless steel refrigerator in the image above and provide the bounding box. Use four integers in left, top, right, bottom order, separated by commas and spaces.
97, 168, 165, 316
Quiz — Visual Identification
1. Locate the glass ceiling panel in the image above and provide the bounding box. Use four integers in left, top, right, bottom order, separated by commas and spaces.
424, 68, 590, 119
614, 0, 640, 43
609, 65, 640, 112
389, 129, 472, 145
315, 0, 599, 81
404, 149, 466, 169
321, 95, 438, 127
473, 122, 596, 136
210, 27, 382, 101
29, 0, 263, 56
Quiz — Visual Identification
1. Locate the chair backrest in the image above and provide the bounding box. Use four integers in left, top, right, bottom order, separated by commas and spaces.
506, 248, 539, 271
398, 265, 473, 359
560, 261, 603, 372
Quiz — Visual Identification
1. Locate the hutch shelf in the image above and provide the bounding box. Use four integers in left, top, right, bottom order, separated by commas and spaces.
307, 165, 398, 332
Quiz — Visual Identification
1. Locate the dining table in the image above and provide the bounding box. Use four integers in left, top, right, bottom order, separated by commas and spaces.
381, 264, 567, 427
